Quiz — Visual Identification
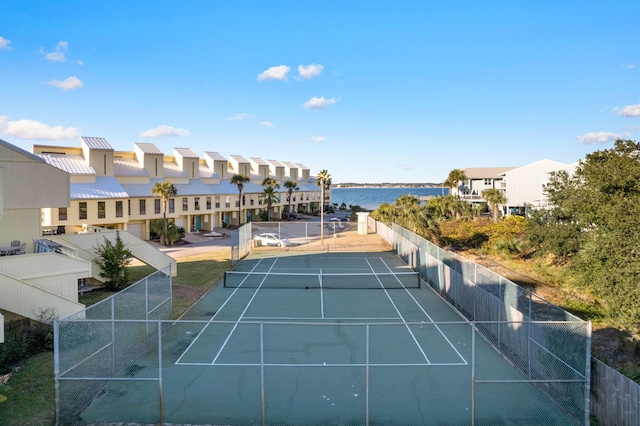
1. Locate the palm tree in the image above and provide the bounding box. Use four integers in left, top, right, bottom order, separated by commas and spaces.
316, 169, 331, 247
231, 174, 250, 226
444, 169, 467, 195
482, 188, 507, 223
260, 177, 280, 221
283, 180, 299, 220
151, 181, 177, 245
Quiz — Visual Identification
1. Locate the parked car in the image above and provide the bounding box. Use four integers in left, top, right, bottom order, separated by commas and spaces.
252, 233, 291, 247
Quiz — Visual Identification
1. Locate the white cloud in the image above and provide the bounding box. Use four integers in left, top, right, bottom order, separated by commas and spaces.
298, 64, 324, 79
303, 96, 338, 110
45, 76, 83, 90
260, 121, 274, 127
622, 64, 636, 69
398, 164, 415, 171
40, 41, 82, 64
41, 41, 68, 62
0, 36, 12, 51
308, 136, 326, 143
257, 65, 291, 81
0, 115, 80, 140
617, 103, 640, 117
139, 125, 190, 138
576, 131, 623, 144
226, 113, 253, 121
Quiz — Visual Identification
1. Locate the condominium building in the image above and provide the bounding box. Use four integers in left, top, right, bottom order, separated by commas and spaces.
34, 137, 329, 240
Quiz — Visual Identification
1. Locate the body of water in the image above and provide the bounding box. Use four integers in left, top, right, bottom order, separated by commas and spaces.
331, 187, 448, 211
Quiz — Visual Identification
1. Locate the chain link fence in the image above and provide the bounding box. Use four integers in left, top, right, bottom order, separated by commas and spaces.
55, 318, 583, 425
373, 220, 591, 425
54, 267, 171, 424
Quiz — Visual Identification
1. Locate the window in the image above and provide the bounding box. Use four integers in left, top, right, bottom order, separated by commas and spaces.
484, 179, 492, 185
250, 195, 254, 206
139, 199, 146, 215
128, 200, 131, 215
116, 201, 123, 218
169, 198, 175, 213
195, 197, 200, 211
206, 197, 212, 210
154, 199, 161, 214
79, 202, 87, 220
182, 197, 188, 211
58, 207, 68, 221
98, 201, 106, 219
215, 196, 220, 208
225, 196, 230, 208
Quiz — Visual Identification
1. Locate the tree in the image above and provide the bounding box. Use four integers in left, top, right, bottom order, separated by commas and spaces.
372, 197, 442, 245
260, 177, 280, 221
151, 181, 178, 246
283, 180, 299, 219
93, 231, 133, 291
530, 139, 640, 336
231, 174, 250, 226
482, 188, 506, 223
444, 169, 467, 195
316, 169, 331, 247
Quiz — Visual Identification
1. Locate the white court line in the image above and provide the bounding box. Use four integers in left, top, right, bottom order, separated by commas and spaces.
175, 258, 271, 365
378, 258, 468, 365
241, 317, 400, 321
210, 258, 280, 365
365, 258, 431, 364
176, 361, 467, 367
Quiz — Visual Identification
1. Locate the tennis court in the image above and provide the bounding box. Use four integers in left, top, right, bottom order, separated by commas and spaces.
67, 251, 580, 425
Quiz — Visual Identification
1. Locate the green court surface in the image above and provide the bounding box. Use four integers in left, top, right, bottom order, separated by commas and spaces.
78, 252, 577, 425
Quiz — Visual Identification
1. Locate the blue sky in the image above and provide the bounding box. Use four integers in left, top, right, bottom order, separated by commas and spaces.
1, 1, 639, 183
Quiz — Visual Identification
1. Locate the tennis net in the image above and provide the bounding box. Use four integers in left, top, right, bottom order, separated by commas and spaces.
223, 270, 421, 289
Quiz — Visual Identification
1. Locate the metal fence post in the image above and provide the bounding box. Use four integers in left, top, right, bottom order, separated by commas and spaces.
261, 322, 266, 426
158, 320, 163, 425
366, 323, 370, 426
54, 320, 60, 426
471, 322, 476, 426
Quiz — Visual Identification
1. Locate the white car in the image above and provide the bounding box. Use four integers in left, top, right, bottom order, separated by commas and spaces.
253, 233, 291, 247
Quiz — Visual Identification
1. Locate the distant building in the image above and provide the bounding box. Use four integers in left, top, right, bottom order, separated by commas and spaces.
455, 167, 515, 206
501, 159, 578, 215
34, 137, 327, 240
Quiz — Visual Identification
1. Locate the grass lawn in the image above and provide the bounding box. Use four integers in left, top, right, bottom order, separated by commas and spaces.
1, 249, 231, 426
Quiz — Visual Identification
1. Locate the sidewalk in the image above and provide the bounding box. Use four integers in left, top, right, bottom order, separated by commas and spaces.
145, 228, 233, 260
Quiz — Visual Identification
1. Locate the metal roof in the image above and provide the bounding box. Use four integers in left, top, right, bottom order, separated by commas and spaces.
296, 163, 309, 170
36, 153, 95, 175
207, 180, 265, 195
121, 178, 213, 197
198, 164, 219, 179
204, 151, 227, 161
173, 147, 198, 158
70, 176, 128, 199
267, 159, 285, 168
229, 154, 250, 163
81, 137, 113, 150
113, 157, 149, 176
250, 157, 270, 166
163, 161, 188, 178
134, 142, 163, 154
462, 167, 516, 179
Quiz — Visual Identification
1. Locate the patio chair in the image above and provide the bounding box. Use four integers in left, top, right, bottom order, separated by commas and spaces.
18, 242, 26, 255
10, 240, 20, 247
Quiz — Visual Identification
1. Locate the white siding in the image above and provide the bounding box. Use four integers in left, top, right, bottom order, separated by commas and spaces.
503, 160, 567, 209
